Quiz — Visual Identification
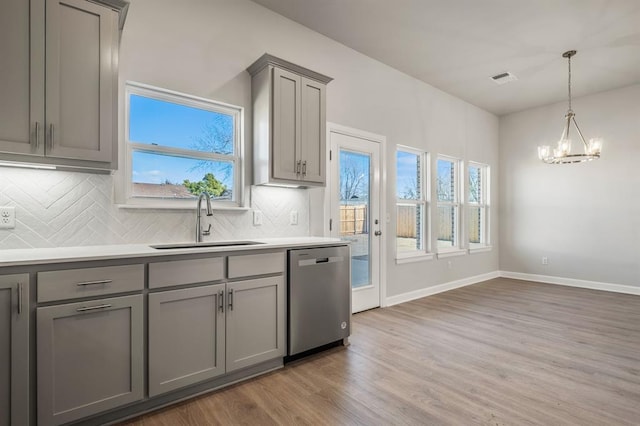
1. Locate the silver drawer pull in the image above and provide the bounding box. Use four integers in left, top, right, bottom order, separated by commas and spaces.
76, 279, 113, 287
76, 304, 112, 312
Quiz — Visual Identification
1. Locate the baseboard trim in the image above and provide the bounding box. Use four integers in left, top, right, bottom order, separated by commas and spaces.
499, 271, 640, 296
384, 271, 500, 306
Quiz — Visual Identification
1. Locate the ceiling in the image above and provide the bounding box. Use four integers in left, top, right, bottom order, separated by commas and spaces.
251, 0, 640, 116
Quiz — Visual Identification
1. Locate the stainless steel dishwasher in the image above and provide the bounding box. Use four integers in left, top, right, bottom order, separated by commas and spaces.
288, 245, 351, 356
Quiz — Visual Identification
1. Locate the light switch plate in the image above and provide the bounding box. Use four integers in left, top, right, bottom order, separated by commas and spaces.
0, 206, 16, 229
253, 210, 263, 226
290, 210, 298, 225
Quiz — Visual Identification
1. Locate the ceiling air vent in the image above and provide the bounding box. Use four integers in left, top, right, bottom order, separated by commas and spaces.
490, 72, 517, 85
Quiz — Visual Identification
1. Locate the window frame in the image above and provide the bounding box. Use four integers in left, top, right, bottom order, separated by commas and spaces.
119, 82, 245, 209
395, 145, 433, 263
436, 155, 464, 256
467, 161, 491, 252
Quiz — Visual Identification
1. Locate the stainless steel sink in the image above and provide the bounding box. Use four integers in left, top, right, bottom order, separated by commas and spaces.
150, 241, 264, 250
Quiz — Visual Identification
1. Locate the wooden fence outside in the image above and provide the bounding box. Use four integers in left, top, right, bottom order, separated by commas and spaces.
340, 205, 368, 235
396, 205, 481, 243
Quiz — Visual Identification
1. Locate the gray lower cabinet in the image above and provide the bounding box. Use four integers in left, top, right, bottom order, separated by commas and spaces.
37, 294, 144, 426
0, 274, 29, 426
148, 284, 226, 397
226, 276, 285, 372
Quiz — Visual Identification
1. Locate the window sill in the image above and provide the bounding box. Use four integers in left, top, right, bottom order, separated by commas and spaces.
396, 253, 435, 264
116, 201, 249, 211
469, 245, 493, 254
436, 249, 467, 259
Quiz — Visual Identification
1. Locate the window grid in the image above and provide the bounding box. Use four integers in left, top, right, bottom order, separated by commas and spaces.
436, 156, 461, 251
123, 82, 243, 208
396, 147, 430, 257
468, 162, 490, 248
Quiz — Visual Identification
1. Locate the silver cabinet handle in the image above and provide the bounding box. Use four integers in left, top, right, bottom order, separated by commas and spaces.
228, 288, 234, 311
374, 230, 382, 236
218, 290, 224, 312
17, 283, 23, 315
76, 304, 112, 312
49, 123, 54, 150
296, 160, 301, 175
76, 279, 113, 287
34, 122, 41, 149
302, 160, 307, 176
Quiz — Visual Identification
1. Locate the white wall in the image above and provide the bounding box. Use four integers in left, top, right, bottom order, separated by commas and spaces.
1, 0, 500, 299
499, 84, 640, 287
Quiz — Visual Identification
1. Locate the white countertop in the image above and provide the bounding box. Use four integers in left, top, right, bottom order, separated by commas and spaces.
0, 237, 346, 268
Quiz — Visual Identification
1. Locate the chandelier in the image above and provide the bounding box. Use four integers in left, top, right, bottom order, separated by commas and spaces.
537, 50, 603, 164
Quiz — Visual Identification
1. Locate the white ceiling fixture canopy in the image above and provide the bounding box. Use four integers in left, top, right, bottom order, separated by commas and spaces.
250, 0, 640, 115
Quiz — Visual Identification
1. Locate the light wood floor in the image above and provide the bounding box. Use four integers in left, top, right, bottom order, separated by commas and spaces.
122, 278, 640, 425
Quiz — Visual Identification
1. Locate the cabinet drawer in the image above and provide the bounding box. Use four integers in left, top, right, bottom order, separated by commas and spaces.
37, 264, 144, 303
228, 252, 285, 278
149, 257, 224, 289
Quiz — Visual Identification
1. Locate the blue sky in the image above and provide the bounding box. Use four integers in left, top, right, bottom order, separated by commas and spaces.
396, 150, 419, 199
129, 94, 234, 186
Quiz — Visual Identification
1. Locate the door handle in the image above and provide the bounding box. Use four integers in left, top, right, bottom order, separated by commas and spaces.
218, 290, 224, 312
296, 160, 301, 175
374, 230, 382, 236
228, 288, 234, 311
302, 161, 307, 176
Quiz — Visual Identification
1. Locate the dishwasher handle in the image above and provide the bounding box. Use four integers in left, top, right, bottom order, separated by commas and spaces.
298, 256, 345, 267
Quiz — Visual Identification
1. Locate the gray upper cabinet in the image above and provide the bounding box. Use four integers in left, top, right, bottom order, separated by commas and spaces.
0, 0, 45, 157
148, 284, 226, 397
37, 294, 144, 426
0, 0, 127, 170
45, 0, 118, 163
226, 276, 285, 372
248, 54, 332, 187
0, 274, 30, 426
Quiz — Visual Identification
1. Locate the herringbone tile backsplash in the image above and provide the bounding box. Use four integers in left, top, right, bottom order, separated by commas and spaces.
0, 168, 309, 249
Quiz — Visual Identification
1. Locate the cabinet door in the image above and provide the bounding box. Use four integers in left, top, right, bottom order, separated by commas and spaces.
226, 276, 285, 372
0, 275, 29, 426
45, 0, 117, 162
37, 294, 144, 426
0, 0, 45, 156
148, 284, 226, 397
300, 77, 326, 184
272, 67, 301, 181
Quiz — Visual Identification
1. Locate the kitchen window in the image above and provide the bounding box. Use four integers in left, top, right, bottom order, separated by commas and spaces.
396, 147, 433, 262
436, 156, 463, 256
468, 162, 491, 252
121, 82, 243, 208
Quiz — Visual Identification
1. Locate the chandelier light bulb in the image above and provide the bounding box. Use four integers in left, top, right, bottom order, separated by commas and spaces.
588, 138, 603, 156
538, 145, 551, 161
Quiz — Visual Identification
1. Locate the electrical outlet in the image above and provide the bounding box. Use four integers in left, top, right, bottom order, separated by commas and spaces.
0, 206, 16, 229
290, 210, 298, 225
253, 210, 263, 226
542, 256, 548, 265
447, 260, 453, 269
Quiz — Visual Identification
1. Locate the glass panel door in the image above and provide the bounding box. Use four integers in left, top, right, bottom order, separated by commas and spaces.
338, 150, 371, 289
330, 129, 381, 313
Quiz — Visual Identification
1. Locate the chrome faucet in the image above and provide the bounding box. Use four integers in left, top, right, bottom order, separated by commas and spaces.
196, 192, 213, 243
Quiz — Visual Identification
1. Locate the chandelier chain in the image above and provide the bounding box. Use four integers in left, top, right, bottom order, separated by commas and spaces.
567, 54, 572, 112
